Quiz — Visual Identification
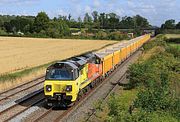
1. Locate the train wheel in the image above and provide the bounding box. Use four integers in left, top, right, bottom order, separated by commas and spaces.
78, 90, 83, 101
44, 99, 53, 108
90, 82, 94, 89
86, 85, 91, 92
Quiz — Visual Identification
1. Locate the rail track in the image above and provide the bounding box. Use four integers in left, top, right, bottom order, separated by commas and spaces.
85, 72, 127, 121
0, 89, 44, 122
0, 89, 45, 122
0, 76, 45, 103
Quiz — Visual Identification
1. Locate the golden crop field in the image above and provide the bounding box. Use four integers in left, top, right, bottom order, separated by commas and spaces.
0, 37, 117, 75
165, 34, 180, 39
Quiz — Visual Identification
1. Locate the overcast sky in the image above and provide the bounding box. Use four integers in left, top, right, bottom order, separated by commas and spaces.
0, 0, 179, 26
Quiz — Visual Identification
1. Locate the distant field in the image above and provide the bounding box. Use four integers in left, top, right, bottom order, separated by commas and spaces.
0, 37, 117, 75
165, 34, 180, 39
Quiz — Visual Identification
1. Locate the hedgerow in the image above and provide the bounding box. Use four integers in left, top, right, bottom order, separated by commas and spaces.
104, 35, 180, 122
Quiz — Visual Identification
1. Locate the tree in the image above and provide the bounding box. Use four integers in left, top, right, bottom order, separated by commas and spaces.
107, 13, 119, 29
47, 20, 70, 38
4, 22, 12, 32
0, 19, 3, 28
58, 15, 67, 21
133, 15, 150, 28
3, 16, 33, 33
161, 19, 176, 29
84, 13, 92, 23
119, 16, 134, 29
99, 13, 106, 29
84, 13, 93, 31
68, 14, 71, 21
176, 22, 180, 29
33, 12, 50, 33
78, 17, 82, 30
92, 11, 98, 22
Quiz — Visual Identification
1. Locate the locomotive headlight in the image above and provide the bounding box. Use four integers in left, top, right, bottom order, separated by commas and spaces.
66, 85, 72, 92
46, 85, 52, 92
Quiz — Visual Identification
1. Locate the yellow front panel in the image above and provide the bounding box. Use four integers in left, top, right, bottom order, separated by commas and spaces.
44, 79, 79, 101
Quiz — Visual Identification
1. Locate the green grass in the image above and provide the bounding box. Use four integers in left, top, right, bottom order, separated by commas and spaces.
150, 112, 179, 122
115, 89, 138, 109
169, 43, 180, 49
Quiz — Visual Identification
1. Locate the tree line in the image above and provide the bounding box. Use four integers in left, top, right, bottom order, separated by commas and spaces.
0, 11, 180, 38
0, 11, 150, 37
161, 19, 180, 29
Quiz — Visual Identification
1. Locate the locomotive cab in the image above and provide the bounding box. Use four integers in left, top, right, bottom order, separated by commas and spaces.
44, 53, 103, 107
44, 62, 80, 106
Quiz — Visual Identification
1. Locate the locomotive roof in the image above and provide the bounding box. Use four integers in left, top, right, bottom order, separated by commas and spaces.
48, 61, 78, 69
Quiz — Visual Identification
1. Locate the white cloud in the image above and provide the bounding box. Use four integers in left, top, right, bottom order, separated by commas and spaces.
115, 8, 125, 16
85, 5, 91, 13
0, 0, 39, 5
93, 0, 100, 8
48, 9, 68, 18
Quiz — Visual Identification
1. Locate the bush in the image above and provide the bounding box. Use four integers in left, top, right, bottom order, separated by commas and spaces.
128, 52, 179, 119
95, 31, 108, 40
166, 44, 180, 58
108, 31, 129, 40
0, 28, 7, 35
165, 38, 180, 44
143, 35, 167, 51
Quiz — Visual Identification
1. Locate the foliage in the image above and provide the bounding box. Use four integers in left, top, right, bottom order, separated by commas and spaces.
161, 19, 176, 29
176, 22, 180, 29
108, 31, 129, 40
33, 12, 50, 33
95, 31, 108, 40
127, 36, 180, 120
134, 15, 150, 28
0, 28, 7, 35
4, 16, 33, 33
158, 29, 180, 34
0, 12, 153, 38
0, 11, 180, 39
46, 20, 70, 38
104, 35, 180, 122
143, 34, 167, 51
166, 44, 180, 58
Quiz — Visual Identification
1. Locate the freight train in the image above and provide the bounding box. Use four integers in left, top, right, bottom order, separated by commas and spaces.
44, 34, 150, 106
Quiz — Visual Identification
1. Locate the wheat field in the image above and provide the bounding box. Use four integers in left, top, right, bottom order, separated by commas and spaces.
0, 37, 117, 91
0, 37, 117, 75
165, 34, 180, 39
